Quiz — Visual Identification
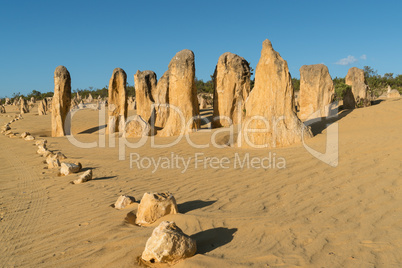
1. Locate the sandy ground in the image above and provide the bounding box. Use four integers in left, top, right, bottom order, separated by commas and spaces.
0, 98, 401, 267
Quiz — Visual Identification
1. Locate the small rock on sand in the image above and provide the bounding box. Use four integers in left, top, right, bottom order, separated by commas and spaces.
141, 221, 197, 264
60, 162, 82, 176
114, 195, 135, 209
71, 169, 92, 184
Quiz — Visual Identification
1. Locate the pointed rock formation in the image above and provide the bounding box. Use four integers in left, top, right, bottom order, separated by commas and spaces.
212, 52, 251, 127
52, 66, 71, 137
86, 93, 93, 103
237, 39, 312, 148
108, 68, 127, 134
159, 50, 199, 136
38, 98, 48, 115
20, 98, 29, 114
127, 96, 135, 110
299, 64, 335, 120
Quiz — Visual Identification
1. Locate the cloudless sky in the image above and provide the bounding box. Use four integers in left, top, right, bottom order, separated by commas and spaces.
1, 0, 401, 98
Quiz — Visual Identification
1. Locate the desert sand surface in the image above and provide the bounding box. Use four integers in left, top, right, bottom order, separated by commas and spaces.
0, 98, 401, 267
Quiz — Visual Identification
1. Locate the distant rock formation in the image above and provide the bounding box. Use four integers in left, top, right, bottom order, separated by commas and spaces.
134, 70, 157, 122
342, 87, 356, 109
345, 67, 371, 107
108, 68, 127, 134
299, 64, 334, 120
386, 85, 401, 98
38, 98, 48, 115
52, 66, 71, 137
20, 98, 29, 114
212, 52, 251, 127
154, 71, 169, 128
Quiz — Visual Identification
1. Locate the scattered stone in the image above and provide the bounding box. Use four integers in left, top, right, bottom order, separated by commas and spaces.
24, 135, 35, 141
299, 64, 335, 120
71, 169, 92, 184
114, 195, 135, 209
46, 155, 60, 169
237, 39, 312, 148
141, 221, 197, 264
134, 70, 157, 122
35, 139, 47, 146
212, 52, 251, 127
5, 98, 11, 105
108, 68, 128, 134
0, 105, 5, 113
52, 66, 72, 137
123, 115, 152, 137
37, 145, 52, 157
54, 152, 67, 160
21, 132, 30, 138
60, 162, 82, 176
159, 49, 200, 136
136, 192, 178, 226
1, 125, 11, 132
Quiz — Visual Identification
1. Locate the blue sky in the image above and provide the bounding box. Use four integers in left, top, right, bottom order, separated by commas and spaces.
1, 0, 401, 98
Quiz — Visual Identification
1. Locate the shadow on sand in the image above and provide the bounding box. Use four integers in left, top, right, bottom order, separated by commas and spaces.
304, 109, 353, 136
78, 124, 107, 134
191, 227, 237, 254
92, 176, 116, 181
178, 200, 216, 214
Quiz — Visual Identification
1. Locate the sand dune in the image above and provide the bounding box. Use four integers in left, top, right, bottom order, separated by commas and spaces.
0, 98, 401, 267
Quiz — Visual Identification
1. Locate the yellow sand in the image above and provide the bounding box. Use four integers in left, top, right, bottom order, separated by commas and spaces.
0, 98, 401, 267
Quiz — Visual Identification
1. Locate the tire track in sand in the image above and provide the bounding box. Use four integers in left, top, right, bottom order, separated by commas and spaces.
0, 139, 47, 267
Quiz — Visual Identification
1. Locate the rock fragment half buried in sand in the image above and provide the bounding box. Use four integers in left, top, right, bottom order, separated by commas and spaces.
60, 162, 82, 176
135, 192, 178, 226
141, 221, 197, 264
24, 135, 35, 141
20, 132, 30, 138
114, 195, 136, 209
35, 139, 47, 146
37, 145, 52, 157
71, 169, 92, 184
